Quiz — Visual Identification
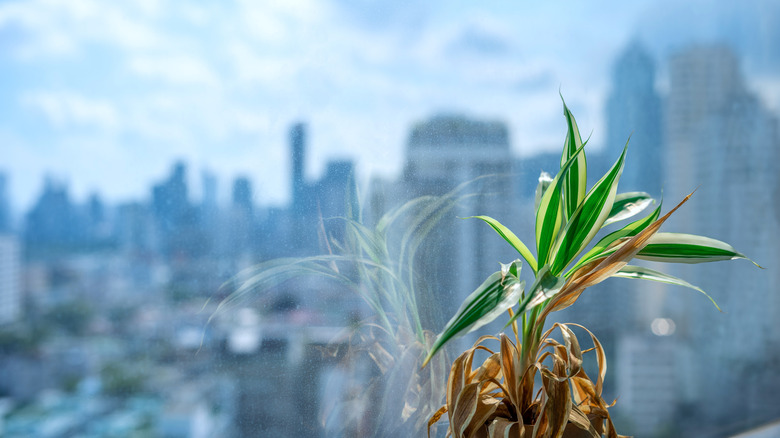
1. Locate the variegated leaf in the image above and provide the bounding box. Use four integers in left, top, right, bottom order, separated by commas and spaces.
536, 143, 587, 266
561, 99, 588, 220
635, 232, 757, 265
568, 202, 662, 275
505, 265, 565, 328
603, 191, 654, 226
469, 215, 538, 273
423, 261, 524, 367
549, 142, 627, 276
612, 265, 721, 311
535, 171, 553, 213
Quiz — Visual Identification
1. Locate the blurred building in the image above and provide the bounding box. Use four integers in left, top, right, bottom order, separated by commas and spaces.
269, 122, 355, 258
604, 40, 663, 196
663, 44, 780, 425
24, 178, 84, 252
616, 332, 692, 436
0, 233, 21, 324
228, 176, 256, 257
370, 114, 518, 332
0, 172, 11, 233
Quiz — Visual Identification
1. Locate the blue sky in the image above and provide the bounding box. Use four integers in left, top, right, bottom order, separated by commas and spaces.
1, 0, 778, 212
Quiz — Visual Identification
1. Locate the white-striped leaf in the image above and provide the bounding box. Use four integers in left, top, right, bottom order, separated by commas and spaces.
635, 232, 754, 264
535, 171, 553, 213
612, 265, 721, 311
568, 202, 662, 275
536, 143, 587, 266
469, 215, 538, 273
561, 100, 587, 221
423, 260, 524, 366
505, 265, 565, 328
603, 192, 654, 227
548, 143, 627, 276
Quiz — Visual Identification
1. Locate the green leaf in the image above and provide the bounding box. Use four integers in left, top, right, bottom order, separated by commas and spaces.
505, 264, 565, 328
468, 215, 538, 273
536, 143, 587, 266
561, 99, 587, 220
635, 232, 757, 265
534, 171, 553, 213
603, 192, 654, 227
423, 261, 525, 366
568, 202, 662, 275
548, 142, 627, 276
612, 265, 721, 311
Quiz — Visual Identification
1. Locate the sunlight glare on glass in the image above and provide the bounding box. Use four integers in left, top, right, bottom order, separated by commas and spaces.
651, 317, 676, 336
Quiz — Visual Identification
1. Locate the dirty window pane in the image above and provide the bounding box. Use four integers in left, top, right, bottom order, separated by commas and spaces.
1, 2, 779, 437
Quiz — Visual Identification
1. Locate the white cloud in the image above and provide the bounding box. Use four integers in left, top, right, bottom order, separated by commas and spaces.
21, 91, 119, 130
128, 55, 220, 86
0, 0, 166, 59
227, 42, 299, 85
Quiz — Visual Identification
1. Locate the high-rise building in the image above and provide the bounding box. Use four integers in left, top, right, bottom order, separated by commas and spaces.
290, 123, 306, 215
152, 162, 196, 257
152, 161, 190, 232
229, 176, 255, 256
0, 234, 21, 324
201, 171, 218, 216
376, 115, 518, 332
0, 173, 10, 233
665, 46, 748, 209
663, 44, 780, 423
616, 333, 692, 436
232, 177, 253, 215
24, 177, 84, 250
604, 41, 663, 196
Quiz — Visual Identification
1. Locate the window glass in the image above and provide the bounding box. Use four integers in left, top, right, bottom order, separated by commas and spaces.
1, 1, 778, 436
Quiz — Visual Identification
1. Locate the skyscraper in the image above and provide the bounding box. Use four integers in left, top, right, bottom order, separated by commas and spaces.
0, 234, 21, 324
663, 44, 780, 423
24, 177, 83, 250
390, 115, 518, 332
0, 173, 10, 233
604, 41, 662, 196
152, 162, 196, 257
290, 123, 306, 216
232, 177, 253, 215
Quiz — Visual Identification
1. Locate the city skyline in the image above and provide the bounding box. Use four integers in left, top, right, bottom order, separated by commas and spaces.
1, 38, 779, 435
2, 0, 780, 214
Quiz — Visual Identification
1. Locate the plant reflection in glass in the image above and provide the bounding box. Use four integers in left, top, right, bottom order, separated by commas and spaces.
217, 179, 486, 436
423, 99, 758, 437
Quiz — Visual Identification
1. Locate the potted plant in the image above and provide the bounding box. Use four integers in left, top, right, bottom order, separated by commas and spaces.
423, 99, 758, 437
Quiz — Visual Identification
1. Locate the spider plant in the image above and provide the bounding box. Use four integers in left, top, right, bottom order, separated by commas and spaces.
216, 179, 490, 436
424, 99, 758, 437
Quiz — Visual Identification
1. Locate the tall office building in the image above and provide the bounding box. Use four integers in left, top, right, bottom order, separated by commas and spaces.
232, 177, 253, 215
152, 162, 195, 257
663, 45, 780, 422
381, 115, 518, 332
290, 123, 306, 216
24, 177, 83, 249
0, 173, 10, 233
0, 234, 21, 324
229, 177, 255, 255
604, 41, 662, 196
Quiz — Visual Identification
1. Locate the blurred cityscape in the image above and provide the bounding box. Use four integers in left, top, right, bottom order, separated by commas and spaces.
1, 41, 780, 437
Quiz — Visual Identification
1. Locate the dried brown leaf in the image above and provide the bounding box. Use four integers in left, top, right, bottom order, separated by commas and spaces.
452, 382, 482, 437
429, 405, 449, 438
567, 405, 601, 438
487, 418, 522, 438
